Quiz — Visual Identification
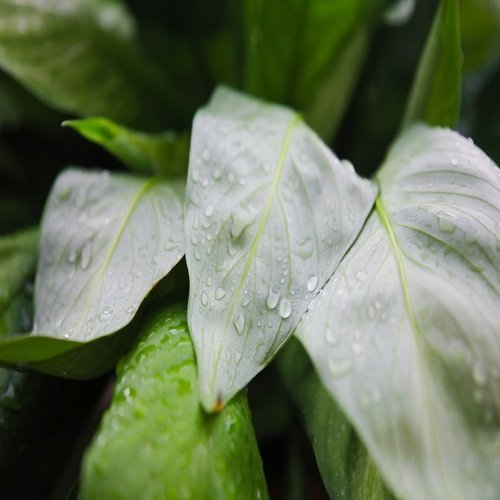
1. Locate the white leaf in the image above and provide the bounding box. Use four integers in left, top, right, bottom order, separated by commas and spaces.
34, 168, 184, 341
185, 87, 376, 410
296, 124, 500, 500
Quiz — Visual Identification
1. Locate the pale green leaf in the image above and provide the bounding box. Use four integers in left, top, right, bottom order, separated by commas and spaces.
63, 117, 190, 177
185, 87, 376, 411
33, 168, 184, 341
0, 0, 179, 129
81, 304, 269, 500
295, 124, 500, 499
402, 0, 462, 128
244, 0, 385, 140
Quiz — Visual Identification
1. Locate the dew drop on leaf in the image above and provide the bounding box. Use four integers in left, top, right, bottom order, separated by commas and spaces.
233, 312, 245, 335
306, 275, 318, 292
215, 287, 226, 300
266, 289, 280, 310
278, 298, 292, 319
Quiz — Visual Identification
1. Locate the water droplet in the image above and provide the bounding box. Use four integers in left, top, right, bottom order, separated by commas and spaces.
80, 240, 93, 270
356, 270, 367, 282
67, 250, 77, 264
307, 275, 318, 292
204, 205, 214, 217
194, 250, 201, 261
206, 276, 213, 287
99, 307, 112, 322
328, 358, 352, 379
191, 234, 199, 245
473, 361, 487, 386
261, 162, 271, 173
233, 312, 245, 335
215, 287, 226, 300
326, 330, 338, 346
202, 148, 210, 162
266, 289, 280, 310
201, 292, 208, 307
191, 169, 200, 182
279, 298, 292, 319
451, 158, 458, 166
438, 217, 456, 234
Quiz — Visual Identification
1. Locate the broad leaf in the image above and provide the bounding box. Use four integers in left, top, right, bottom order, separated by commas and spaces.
0, 228, 38, 335
460, 0, 500, 73
278, 339, 393, 499
185, 87, 376, 411
295, 124, 500, 499
402, 0, 462, 128
244, 0, 385, 140
34, 168, 184, 341
0, 168, 184, 376
0, 0, 181, 129
81, 305, 269, 500
63, 117, 190, 177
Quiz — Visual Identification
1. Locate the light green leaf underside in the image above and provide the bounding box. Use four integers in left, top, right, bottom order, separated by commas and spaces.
185, 87, 376, 411
33, 168, 184, 342
81, 305, 269, 500
63, 117, 190, 177
295, 124, 500, 499
0, 227, 38, 336
0, 0, 173, 128
244, 0, 385, 140
402, 0, 462, 129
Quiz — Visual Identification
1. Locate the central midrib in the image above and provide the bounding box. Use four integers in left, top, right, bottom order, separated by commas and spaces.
215, 114, 302, 391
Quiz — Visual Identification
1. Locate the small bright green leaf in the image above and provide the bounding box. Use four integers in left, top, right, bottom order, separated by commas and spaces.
63, 117, 190, 177
81, 305, 269, 500
244, 0, 385, 140
278, 339, 393, 499
185, 87, 376, 411
33, 168, 184, 341
402, 0, 462, 128
0, 228, 38, 336
0, 0, 179, 129
295, 124, 500, 499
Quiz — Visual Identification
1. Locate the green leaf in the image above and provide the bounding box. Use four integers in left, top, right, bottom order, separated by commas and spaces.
295, 124, 500, 499
0, 228, 38, 336
81, 304, 269, 500
460, 0, 500, 73
0, 168, 185, 375
244, 0, 385, 140
402, 0, 462, 128
185, 87, 376, 411
278, 339, 393, 499
63, 117, 190, 177
0, 0, 181, 129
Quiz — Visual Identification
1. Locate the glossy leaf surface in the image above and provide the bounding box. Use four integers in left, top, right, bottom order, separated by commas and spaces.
402, 0, 462, 128
244, 0, 385, 140
186, 87, 376, 410
296, 124, 500, 499
81, 305, 268, 500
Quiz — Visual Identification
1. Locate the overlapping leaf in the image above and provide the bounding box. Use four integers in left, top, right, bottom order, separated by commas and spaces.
244, 0, 385, 140
295, 124, 500, 499
0, 168, 185, 376
185, 87, 376, 410
81, 305, 268, 500
402, 0, 462, 128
